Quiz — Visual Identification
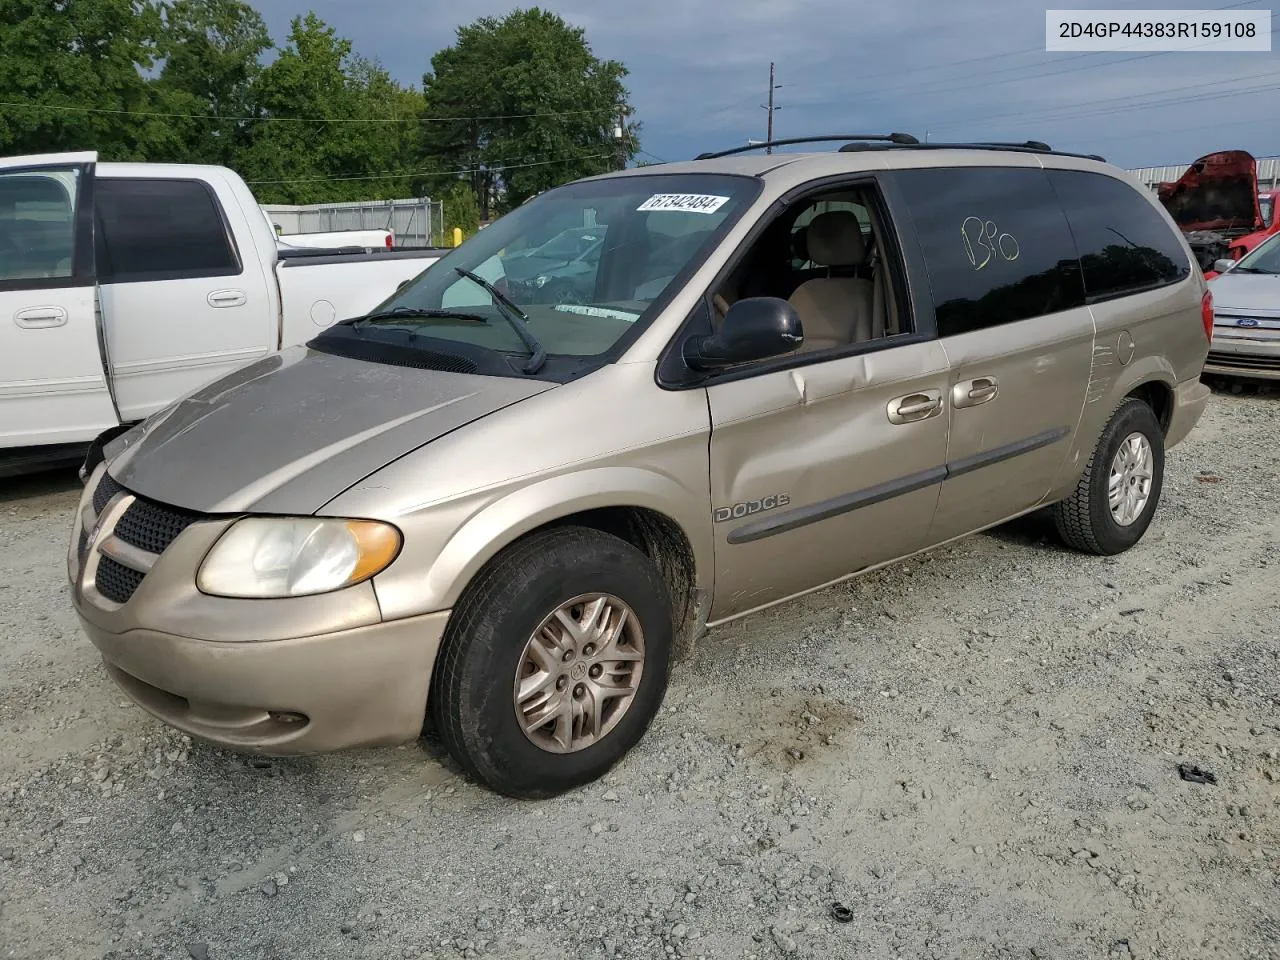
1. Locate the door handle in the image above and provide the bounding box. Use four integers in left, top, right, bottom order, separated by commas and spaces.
887, 389, 943, 425
207, 289, 247, 308
14, 306, 68, 329
952, 376, 999, 409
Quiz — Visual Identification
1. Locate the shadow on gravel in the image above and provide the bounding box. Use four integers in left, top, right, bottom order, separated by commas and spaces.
980, 510, 1061, 550
0, 466, 81, 504
1202, 373, 1279, 397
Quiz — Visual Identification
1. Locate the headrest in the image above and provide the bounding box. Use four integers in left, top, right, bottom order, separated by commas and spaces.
805, 210, 866, 267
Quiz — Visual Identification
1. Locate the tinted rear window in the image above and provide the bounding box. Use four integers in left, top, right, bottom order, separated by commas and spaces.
893, 166, 1086, 337
95, 178, 241, 283
1047, 169, 1191, 301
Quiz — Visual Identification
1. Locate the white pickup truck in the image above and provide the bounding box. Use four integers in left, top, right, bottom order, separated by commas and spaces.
0, 151, 445, 476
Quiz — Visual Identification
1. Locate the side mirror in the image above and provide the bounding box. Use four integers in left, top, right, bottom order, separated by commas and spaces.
1212, 258, 1236, 274
684, 297, 804, 371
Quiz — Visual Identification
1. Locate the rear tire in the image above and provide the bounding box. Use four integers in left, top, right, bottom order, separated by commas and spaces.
429, 525, 673, 799
1054, 397, 1165, 556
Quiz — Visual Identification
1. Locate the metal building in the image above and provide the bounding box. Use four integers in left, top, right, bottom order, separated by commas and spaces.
260, 197, 445, 248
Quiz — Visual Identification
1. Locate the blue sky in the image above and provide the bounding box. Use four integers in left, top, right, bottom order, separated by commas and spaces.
259, 0, 1279, 169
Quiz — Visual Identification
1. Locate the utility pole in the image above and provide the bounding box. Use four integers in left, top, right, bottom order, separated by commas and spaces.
614, 107, 627, 171
762, 62, 782, 153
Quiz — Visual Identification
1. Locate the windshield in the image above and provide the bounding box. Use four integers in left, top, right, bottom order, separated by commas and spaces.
1230, 229, 1280, 275
1261, 195, 1275, 228
340, 173, 758, 367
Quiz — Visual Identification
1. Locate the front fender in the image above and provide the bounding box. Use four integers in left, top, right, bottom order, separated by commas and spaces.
371, 466, 712, 621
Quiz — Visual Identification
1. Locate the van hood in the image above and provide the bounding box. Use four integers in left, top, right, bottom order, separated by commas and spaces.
104, 346, 554, 514
1157, 150, 1263, 233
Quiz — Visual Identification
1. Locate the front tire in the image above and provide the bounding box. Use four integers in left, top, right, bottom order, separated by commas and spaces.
429, 525, 673, 799
1053, 397, 1165, 555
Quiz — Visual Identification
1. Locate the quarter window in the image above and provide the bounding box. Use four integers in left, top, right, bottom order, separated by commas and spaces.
893, 167, 1086, 337
1048, 169, 1192, 301
95, 178, 241, 283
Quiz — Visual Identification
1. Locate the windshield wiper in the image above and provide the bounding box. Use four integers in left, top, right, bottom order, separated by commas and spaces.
453, 267, 548, 374
348, 306, 488, 328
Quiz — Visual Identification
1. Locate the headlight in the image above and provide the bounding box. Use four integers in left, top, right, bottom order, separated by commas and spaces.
197, 518, 401, 599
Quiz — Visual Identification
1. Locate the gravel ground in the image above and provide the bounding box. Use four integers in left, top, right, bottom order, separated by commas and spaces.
1, 389, 1278, 960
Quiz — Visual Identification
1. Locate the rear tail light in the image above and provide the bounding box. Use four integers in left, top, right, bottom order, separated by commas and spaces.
385, 234, 394, 249
1201, 289, 1214, 340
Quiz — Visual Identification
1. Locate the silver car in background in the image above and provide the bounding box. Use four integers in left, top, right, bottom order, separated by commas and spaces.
1206, 232, 1280, 381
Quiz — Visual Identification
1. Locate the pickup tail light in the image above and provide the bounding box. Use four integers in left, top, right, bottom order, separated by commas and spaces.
385, 234, 394, 249
1201, 289, 1214, 340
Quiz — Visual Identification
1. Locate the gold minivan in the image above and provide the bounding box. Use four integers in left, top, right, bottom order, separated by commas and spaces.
69, 136, 1213, 798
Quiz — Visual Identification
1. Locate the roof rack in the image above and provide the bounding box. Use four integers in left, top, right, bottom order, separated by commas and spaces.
694, 133, 919, 161
835, 138, 1106, 162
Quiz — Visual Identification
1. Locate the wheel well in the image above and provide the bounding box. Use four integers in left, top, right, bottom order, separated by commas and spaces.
536, 507, 700, 644
1126, 381, 1173, 435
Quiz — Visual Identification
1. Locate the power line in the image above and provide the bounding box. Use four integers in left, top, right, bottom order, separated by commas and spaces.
244, 152, 612, 186
0, 99, 618, 125
919, 67, 1280, 133
787, 1, 1272, 111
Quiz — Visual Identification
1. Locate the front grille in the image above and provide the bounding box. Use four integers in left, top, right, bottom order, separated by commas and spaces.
92, 473, 124, 514
95, 556, 145, 604
114, 498, 202, 555
85, 472, 207, 606
1208, 351, 1280, 372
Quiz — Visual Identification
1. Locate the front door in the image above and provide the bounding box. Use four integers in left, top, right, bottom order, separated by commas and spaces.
0, 152, 119, 449
94, 176, 274, 422
707, 339, 952, 620
701, 177, 951, 621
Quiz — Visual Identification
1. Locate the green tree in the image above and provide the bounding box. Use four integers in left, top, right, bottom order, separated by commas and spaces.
422, 7, 637, 218
0, 0, 177, 159
438, 178, 481, 242
236, 13, 425, 204
152, 0, 272, 165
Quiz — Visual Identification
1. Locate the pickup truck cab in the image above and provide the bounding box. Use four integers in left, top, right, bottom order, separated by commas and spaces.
0, 151, 443, 475
69, 136, 1211, 799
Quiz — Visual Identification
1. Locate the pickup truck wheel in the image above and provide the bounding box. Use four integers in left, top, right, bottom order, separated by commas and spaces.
429, 525, 673, 799
1053, 397, 1165, 556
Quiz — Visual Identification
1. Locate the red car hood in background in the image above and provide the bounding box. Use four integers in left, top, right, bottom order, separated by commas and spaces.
1157, 150, 1263, 233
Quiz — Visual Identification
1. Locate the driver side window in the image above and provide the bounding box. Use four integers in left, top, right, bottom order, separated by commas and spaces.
712, 184, 909, 356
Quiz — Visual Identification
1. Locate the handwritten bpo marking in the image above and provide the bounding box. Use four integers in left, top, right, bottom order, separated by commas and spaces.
961, 216, 1020, 271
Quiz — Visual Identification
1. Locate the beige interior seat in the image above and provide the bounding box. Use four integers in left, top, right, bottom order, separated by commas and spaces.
787, 211, 875, 352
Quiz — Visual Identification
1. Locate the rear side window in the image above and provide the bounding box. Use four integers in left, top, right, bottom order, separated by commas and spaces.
1047, 170, 1191, 301
95, 178, 241, 283
893, 167, 1085, 337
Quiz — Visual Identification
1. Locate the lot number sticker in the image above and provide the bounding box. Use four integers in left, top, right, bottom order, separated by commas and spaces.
637, 193, 730, 215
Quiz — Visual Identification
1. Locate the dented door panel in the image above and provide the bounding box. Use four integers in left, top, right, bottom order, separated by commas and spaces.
706, 339, 950, 621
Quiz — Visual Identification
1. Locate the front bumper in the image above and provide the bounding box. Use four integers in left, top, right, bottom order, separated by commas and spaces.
74, 607, 449, 754
68, 463, 450, 755
1204, 324, 1280, 381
